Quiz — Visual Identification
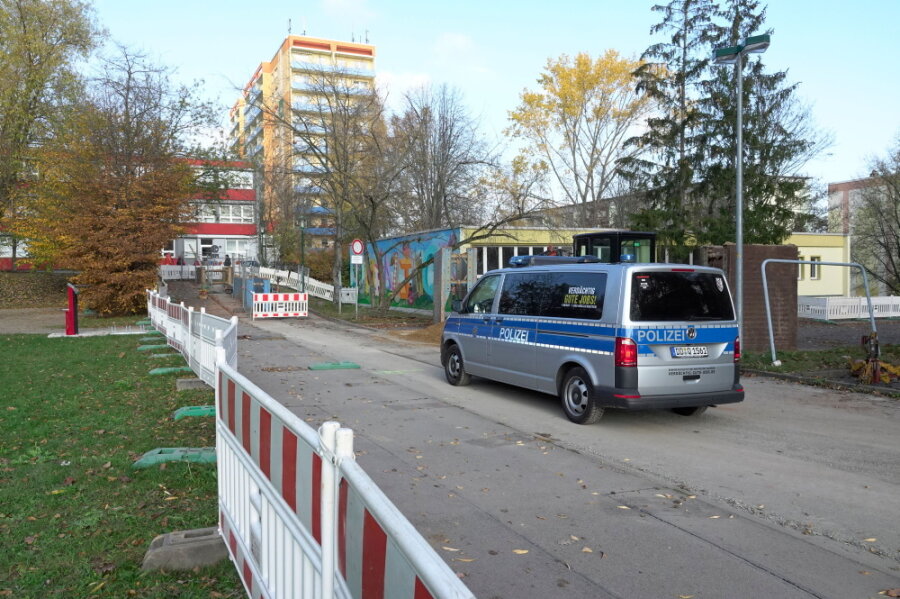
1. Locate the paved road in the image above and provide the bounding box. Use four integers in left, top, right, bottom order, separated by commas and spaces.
225, 310, 900, 599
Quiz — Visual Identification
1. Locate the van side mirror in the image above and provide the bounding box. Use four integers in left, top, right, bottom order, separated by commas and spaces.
451, 299, 462, 313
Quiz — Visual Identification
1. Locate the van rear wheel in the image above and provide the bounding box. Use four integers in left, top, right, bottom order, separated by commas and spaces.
672, 406, 708, 416
560, 367, 603, 424
444, 344, 471, 386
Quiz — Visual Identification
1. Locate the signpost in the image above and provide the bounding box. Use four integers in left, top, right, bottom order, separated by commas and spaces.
349, 239, 364, 318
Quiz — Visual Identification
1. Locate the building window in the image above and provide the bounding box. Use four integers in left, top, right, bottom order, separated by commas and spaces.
810, 256, 821, 280
798, 256, 804, 280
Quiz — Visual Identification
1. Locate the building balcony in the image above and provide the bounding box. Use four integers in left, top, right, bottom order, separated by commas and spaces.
244, 105, 262, 125
294, 184, 324, 195
293, 163, 327, 174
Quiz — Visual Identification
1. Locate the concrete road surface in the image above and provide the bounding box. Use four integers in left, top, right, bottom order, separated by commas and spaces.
231, 312, 900, 599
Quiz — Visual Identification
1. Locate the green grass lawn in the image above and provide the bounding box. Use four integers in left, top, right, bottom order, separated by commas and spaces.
743, 343, 900, 373
0, 334, 242, 598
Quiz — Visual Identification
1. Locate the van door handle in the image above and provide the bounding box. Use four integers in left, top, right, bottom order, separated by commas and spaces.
483, 316, 492, 323
495, 317, 504, 324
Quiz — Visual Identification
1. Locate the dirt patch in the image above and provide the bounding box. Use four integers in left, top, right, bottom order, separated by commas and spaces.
388, 322, 443, 345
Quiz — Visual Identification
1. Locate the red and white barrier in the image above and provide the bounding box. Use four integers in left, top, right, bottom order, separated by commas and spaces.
215, 347, 474, 599
252, 292, 308, 319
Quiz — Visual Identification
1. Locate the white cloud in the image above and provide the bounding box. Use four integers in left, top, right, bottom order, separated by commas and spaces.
432, 32, 492, 77
376, 71, 432, 111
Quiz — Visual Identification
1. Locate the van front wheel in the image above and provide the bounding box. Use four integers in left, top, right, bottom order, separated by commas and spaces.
560, 367, 604, 424
444, 345, 471, 386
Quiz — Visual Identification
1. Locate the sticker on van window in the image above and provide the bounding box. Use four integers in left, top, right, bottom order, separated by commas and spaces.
716, 277, 724, 292
562, 286, 597, 308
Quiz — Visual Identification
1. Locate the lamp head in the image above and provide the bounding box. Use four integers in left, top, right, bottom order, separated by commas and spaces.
742, 34, 770, 54
713, 45, 741, 64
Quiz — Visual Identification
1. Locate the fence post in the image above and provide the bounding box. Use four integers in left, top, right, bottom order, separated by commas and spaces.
319, 421, 341, 599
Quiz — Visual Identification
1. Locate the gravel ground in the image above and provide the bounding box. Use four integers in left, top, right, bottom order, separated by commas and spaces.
796, 318, 900, 350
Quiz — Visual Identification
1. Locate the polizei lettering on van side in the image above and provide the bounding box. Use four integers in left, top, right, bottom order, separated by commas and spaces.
636, 329, 687, 343
498, 327, 529, 343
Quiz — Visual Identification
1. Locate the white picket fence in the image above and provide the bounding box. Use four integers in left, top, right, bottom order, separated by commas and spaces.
255, 266, 358, 305
145, 288, 473, 599
798, 296, 900, 321
215, 349, 474, 599
146, 289, 238, 386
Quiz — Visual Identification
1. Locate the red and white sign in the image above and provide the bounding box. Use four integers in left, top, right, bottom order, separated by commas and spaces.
252, 292, 308, 319
350, 239, 364, 255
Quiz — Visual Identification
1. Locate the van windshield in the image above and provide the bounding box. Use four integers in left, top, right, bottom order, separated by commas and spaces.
630, 271, 734, 322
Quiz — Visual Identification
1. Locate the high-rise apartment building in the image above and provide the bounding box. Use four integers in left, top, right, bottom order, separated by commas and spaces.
229, 35, 376, 252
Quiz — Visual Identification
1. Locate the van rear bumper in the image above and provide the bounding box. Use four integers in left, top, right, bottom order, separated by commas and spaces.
600, 385, 744, 410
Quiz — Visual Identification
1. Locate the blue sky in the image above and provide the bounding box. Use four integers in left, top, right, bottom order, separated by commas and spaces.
92, 0, 899, 185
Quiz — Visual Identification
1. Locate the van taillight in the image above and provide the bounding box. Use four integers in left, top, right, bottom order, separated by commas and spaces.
615, 337, 637, 367
734, 336, 741, 362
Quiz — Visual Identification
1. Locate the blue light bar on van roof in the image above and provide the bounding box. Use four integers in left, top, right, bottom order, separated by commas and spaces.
508, 255, 602, 268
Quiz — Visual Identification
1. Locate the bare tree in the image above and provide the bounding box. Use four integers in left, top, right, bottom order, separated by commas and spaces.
853, 136, 900, 293
391, 84, 491, 232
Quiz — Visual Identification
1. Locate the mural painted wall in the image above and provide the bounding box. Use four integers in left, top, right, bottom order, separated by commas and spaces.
358, 227, 460, 310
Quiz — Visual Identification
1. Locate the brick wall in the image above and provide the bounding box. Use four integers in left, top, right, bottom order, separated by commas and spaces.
699, 244, 798, 352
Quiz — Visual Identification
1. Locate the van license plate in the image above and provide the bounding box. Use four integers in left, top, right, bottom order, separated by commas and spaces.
671, 346, 708, 358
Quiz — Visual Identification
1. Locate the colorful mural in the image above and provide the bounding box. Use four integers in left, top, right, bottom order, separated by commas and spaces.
358, 228, 459, 310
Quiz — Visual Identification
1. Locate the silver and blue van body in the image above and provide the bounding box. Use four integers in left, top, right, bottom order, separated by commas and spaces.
440, 258, 744, 424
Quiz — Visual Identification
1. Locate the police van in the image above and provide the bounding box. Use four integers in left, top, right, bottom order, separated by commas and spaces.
440, 256, 744, 424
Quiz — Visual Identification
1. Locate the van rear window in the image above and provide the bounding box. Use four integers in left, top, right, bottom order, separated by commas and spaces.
630, 271, 734, 322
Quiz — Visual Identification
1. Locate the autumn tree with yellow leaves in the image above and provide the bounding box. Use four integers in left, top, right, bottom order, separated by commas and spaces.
506, 50, 653, 226
16, 48, 220, 314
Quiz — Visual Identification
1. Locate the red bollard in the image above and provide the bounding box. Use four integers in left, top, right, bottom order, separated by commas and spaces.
65, 283, 79, 336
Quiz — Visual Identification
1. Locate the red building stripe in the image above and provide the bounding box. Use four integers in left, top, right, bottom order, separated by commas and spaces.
338, 479, 349, 577
414, 577, 435, 599
229, 530, 237, 556
362, 510, 387, 599
282, 429, 298, 511
241, 392, 252, 453
259, 408, 271, 478
227, 380, 236, 434
312, 453, 322, 543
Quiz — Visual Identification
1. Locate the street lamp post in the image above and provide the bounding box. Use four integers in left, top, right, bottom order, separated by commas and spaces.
713, 33, 770, 334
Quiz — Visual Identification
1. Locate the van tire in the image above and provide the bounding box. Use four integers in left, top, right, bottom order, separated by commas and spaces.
672, 406, 708, 417
444, 344, 471, 386
560, 367, 604, 424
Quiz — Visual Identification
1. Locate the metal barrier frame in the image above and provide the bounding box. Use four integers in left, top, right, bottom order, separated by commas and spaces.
761, 259, 877, 366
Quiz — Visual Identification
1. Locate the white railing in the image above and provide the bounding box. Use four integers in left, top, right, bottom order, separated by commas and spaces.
160, 265, 197, 280
146, 289, 238, 385
798, 296, 900, 320
214, 346, 474, 599
253, 266, 358, 304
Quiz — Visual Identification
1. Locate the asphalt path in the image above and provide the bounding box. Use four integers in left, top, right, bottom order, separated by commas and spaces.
232, 311, 900, 598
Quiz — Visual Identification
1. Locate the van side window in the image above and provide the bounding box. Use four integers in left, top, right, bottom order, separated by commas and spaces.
542, 272, 607, 320
463, 275, 500, 314
498, 273, 545, 315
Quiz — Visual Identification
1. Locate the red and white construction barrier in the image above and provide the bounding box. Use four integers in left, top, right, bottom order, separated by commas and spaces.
215, 347, 473, 599
252, 292, 309, 319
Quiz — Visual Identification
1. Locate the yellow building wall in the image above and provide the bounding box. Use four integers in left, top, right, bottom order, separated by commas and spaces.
458, 227, 595, 249
786, 232, 851, 296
